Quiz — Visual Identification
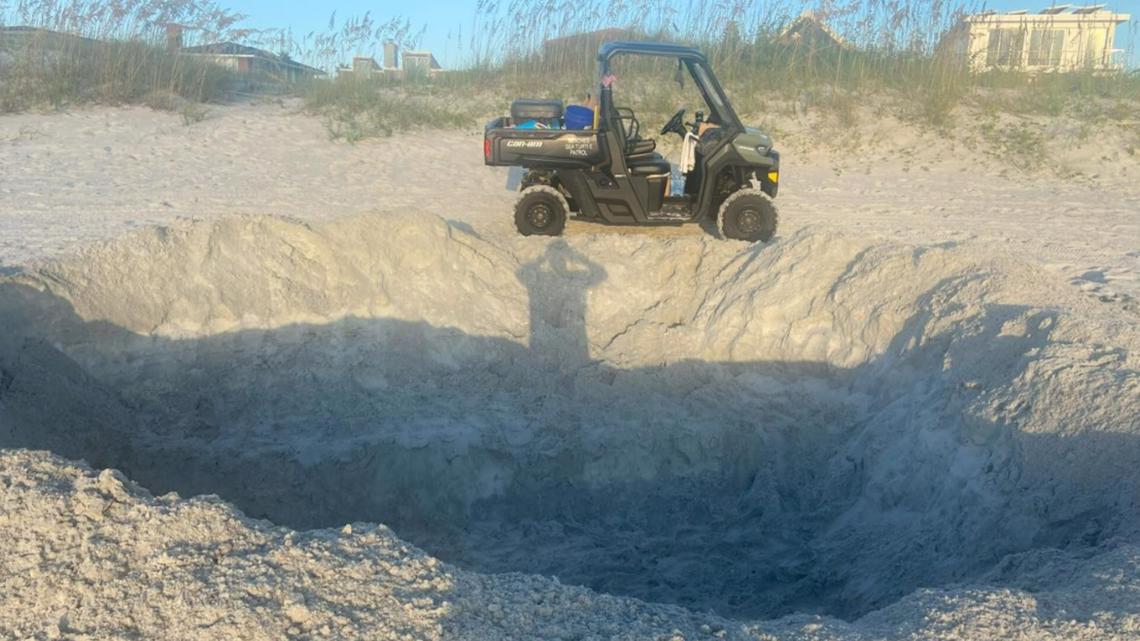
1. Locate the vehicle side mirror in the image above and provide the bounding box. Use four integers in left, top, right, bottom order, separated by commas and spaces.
674, 61, 684, 89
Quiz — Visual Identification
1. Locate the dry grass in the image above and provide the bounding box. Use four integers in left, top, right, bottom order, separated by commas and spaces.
4, 0, 1138, 156
0, 36, 234, 111
0, 0, 247, 112
301, 77, 473, 140
292, 0, 1137, 143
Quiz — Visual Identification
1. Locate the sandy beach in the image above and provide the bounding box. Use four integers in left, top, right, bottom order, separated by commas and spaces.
2, 102, 1136, 304
2, 102, 1139, 640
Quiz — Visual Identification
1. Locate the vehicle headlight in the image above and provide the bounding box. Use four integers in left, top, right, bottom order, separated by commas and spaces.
756, 144, 770, 155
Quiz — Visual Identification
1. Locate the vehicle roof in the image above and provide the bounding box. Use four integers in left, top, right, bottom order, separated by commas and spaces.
597, 41, 707, 63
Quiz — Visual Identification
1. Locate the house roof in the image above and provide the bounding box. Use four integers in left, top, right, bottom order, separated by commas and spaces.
181, 41, 325, 75
778, 12, 848, 48
352, 56, 381, 69
964, 5, 1129, 23
0, 26, 100, 47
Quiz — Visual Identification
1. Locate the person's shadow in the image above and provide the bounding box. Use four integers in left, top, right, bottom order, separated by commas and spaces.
516, 240, 607, 370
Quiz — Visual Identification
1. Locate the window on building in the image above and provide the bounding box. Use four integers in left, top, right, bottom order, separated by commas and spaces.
1028, 29, 1065, 67
1083, 28, 1108, 68
987, 29, 1025, 67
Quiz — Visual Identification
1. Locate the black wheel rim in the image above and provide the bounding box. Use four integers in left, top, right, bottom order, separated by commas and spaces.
528, 203, 553, 229
737, 207, 763, 235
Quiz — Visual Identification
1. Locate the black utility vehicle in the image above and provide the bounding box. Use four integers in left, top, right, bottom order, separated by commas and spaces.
483, 41, 780, 242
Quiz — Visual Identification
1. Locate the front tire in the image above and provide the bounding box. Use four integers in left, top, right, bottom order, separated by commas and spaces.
718, 189, 778, 242
514, 186, 568, 237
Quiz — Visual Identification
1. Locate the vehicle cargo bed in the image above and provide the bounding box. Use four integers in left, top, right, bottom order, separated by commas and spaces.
483, 116, 603, 169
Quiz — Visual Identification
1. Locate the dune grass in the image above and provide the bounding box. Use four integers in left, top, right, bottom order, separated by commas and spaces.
0, 33, 234, 112
301, 76, 472, 140
0, 0, 246, 112
292, 0, 1138, 145
3, 0, 1137, 149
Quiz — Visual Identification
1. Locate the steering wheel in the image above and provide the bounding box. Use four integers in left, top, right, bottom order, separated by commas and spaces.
660, 108, 686, 138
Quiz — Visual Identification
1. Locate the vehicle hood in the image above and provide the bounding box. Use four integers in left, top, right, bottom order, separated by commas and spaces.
743, 126, 773, 150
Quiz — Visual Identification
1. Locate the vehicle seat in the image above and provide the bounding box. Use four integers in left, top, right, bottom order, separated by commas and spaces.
628, 138, 656, 155
627, 152, 671, 176
608, 100, 663, 172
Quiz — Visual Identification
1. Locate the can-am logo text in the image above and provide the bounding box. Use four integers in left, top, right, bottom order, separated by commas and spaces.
506, 141, 543, 148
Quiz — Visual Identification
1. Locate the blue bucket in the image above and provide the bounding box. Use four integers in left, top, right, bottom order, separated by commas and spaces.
565, 105, 594, 130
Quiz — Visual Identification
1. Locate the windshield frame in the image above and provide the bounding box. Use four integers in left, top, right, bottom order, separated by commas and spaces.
597, 44, 743, 137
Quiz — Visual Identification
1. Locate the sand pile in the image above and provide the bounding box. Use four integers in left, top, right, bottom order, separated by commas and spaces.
1, 213, 1138, 639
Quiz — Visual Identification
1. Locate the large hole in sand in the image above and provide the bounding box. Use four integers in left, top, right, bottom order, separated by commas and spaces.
1, 218, 1134, 622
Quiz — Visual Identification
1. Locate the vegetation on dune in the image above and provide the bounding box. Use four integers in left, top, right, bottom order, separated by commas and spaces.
2, 0, 1138, 161
0, 0, 247, 112
0, 36, 234, 112
301, 76, 471, 140
295, 0, 1139, 150
443, 1, 1136, 116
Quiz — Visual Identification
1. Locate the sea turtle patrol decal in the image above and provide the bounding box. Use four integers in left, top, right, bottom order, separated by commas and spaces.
564, 138, 596, 157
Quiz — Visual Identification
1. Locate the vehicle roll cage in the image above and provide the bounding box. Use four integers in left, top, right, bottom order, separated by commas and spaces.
596, 41, 744, 136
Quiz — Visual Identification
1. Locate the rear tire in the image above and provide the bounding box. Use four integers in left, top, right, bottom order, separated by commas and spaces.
515, 186, 568, 237
718, 189, 778, 242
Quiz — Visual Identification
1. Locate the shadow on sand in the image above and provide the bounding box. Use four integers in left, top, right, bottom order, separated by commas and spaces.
0, 243, 1137, 623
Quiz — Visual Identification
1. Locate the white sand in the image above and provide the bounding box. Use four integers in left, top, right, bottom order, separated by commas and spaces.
1, 102, 1136, 304
1, 103, 1139, 640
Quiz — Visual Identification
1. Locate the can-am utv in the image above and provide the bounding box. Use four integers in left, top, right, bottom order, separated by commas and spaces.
483, 41, 780, 242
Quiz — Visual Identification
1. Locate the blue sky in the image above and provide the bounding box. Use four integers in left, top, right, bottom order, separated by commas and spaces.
226, 0, 1139, 68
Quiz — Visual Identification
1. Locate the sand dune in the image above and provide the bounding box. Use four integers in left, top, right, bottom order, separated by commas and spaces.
1, 103, 1136, 305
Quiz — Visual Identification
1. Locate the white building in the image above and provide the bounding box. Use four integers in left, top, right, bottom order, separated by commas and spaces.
402, 50, 442, 76
947, 5, 1131, 72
